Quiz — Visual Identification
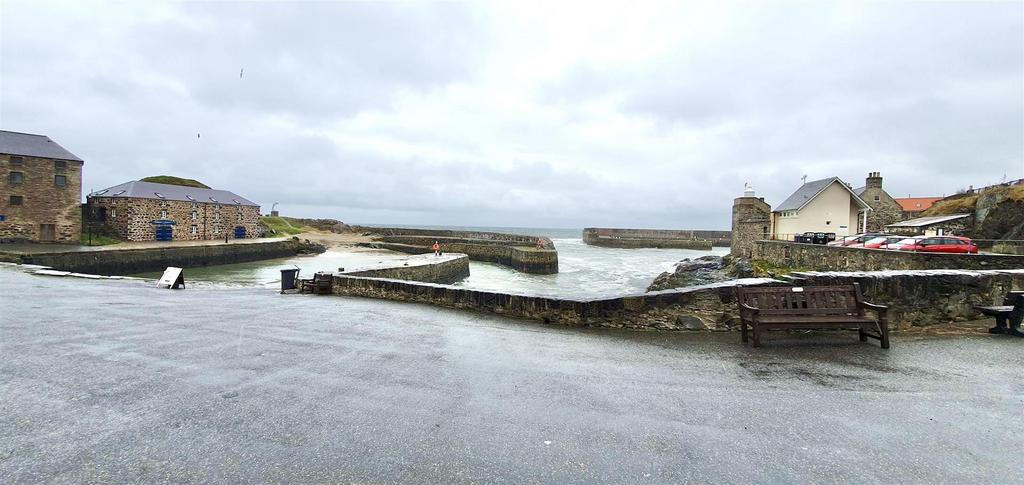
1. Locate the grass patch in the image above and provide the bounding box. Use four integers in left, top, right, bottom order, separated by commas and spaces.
80, 233, 121, 246
140, 175, 211, 189
261, 216, 308, 237
751, 259, 811, 277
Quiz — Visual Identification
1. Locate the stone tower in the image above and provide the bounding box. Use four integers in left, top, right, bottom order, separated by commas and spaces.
858, 171, 903, 232
731, 185, 772, 258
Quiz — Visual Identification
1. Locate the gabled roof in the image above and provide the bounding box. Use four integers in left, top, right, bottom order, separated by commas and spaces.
0, 130, 83, 162
894, 197, 943, 212
886, 214, 970, 228
774, 177, 871, 212
88, 180, 259, 207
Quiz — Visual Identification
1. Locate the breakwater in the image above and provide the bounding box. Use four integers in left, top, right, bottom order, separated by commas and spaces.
0, 239, 319, 275
355, 226, 558, 274
754, 240, 1024, 272
340, 253, 470, 284
582, 228, 731, 249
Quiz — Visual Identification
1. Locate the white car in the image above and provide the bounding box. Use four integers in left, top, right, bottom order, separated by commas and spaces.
886, 236, 925, 250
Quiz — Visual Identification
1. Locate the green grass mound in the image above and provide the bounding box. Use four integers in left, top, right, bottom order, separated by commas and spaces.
140, 176, 211, 189
261, 216, 307, 236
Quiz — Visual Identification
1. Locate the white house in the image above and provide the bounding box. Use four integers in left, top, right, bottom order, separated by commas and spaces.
772, 177, 872, 239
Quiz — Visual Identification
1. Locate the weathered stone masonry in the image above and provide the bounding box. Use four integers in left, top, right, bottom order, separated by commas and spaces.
355, 227, 558, 274
0, 153, 82, 243
88, 196, 261, 242
753, 240, 1024, 272
583, 228, 730, 249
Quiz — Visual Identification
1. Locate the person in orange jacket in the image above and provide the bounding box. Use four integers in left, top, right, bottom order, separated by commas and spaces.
432, 240, 441, 256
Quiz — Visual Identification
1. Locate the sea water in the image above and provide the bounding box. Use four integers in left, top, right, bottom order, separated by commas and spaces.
144, 226, 728, 298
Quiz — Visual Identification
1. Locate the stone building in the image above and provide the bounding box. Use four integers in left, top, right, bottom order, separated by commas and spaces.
731, 185, 771, 258
853, 172, 904, 232
0, 130, 84, 243
894, 196, 943, 218
87, 180, 261, 242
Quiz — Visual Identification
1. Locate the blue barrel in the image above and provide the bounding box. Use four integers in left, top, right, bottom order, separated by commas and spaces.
280, 268, 299, 291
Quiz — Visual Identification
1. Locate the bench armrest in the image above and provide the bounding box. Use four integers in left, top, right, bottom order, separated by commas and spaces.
739, 302, 760, 319
858, 301, 888, 315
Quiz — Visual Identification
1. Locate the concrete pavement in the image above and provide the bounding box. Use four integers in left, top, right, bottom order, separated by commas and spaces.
0, 266, 1020, 483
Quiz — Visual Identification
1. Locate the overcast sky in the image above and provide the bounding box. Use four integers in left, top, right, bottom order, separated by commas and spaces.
2, 1, 1022, 229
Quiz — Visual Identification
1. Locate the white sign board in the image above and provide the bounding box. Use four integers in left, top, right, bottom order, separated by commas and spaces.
156, 267, 185, 289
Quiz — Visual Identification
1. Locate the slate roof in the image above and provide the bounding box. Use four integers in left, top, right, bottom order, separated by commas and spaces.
88, 180, 259, 207
886, 214, 970, 228
0, 130, 83, 162
775, 177, 872, 212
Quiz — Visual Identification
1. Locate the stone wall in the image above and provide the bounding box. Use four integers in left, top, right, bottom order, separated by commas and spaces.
753, 240, 1024, 271
786, 269, 1024, 327
330, 275, 780, 330
341, 254, 470, 284
0, 239, 306, 275
325, 268, 1024, 331
356, 227, 558, 274
0, 153, 82, 243
88, 196, 261, 241
363, 241, 558, 274
582, 228, 730, 249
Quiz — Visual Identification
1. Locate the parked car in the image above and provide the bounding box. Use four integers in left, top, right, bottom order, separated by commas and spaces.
794, 232, 836, 244
888, 236, 925, 250
828, 233, 889, 247
896, 236, 979, 254
861, 236, 907, 249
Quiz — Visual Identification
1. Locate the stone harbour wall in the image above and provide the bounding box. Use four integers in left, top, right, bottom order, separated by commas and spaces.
341, 254, 470, 284
754, 240, 1024, 271
583, 228, 730, 249
357, 227, 559, 274
786, 269, 1024, 327
330, 276, 781, 330
1, 239, 307, 275
327, 268, 1024, 331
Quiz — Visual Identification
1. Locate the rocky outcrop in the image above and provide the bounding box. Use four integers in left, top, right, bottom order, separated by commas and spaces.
647, 256, 729, 291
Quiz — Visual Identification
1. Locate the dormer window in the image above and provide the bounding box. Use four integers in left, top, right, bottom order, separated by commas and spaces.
185, 195, 196, 201
92, 189, 108, 196
209, 197, 218, 203
113, 190, 126, 196
232, 199, 241, 204
154, 192, 165, 199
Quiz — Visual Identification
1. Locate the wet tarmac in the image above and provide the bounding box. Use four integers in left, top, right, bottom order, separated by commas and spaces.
0, 267, 1021, 483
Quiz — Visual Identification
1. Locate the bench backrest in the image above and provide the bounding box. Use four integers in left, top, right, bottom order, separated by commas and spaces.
736, 285, 863, 315
1003, 291, 1024, 306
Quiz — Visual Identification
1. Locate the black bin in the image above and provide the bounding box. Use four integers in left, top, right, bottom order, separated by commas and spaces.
280, 268, 299, 291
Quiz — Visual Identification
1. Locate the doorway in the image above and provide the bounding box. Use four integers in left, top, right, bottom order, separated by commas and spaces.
39, 224, 55, 243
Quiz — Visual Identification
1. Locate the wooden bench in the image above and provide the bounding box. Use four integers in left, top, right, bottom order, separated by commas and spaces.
300, 272, 333, 295
974, 291, 1024, 337
736, 284, 890, 348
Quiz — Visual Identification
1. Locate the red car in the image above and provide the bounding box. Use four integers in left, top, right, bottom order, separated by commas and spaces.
896, 236, 978, 254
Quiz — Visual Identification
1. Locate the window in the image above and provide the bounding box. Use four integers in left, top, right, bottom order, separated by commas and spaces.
191, 225, 198, 236
110, 208, 117, 219
9, 195, 23, 205
54, 160, 67, 170
10, 156, 23, 165
160, 210, 167, 219
54, 175, 67, 187
9, 172, 23, 184
874, 195, 880, 201
191, 211, 198, 221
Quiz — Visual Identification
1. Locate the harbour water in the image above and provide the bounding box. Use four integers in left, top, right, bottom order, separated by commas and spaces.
138, 226, 728, 298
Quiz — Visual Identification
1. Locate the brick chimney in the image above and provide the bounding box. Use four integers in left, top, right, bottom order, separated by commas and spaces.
866, 171, 883, 189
